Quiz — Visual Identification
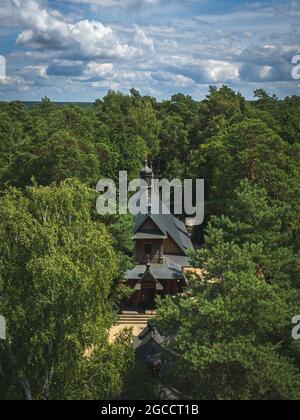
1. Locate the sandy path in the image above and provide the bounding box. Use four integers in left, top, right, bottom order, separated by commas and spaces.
109, 323, 147, 343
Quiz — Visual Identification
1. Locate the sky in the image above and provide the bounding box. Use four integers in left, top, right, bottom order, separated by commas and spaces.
0, 0, 299, 101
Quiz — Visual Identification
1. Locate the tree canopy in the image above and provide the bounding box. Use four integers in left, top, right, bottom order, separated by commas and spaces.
0, 86, 300, 400
0, 180, 134, 400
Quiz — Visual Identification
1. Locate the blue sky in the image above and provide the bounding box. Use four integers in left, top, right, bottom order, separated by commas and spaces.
0, 0, 299, 101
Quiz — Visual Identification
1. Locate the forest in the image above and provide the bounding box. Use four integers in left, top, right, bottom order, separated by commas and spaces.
0, 86, 300, 400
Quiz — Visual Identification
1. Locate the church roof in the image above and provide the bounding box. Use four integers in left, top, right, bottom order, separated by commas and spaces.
134, 212, 193, 256
133, 264, 164, 291
165, 254, 191, 267
133, 324, 169, 350
125, 256, 187, 282
140, 163, 153, 176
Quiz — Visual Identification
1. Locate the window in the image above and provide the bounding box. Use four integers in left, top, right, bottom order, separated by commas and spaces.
145, 244, 152, 256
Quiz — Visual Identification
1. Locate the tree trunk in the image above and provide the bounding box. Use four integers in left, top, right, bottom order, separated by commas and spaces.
20, 378, 33, 401
5, 341, 33, 400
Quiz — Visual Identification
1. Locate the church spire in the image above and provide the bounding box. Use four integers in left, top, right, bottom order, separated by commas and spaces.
140, 159, 153, 187
140, 160, 153, 213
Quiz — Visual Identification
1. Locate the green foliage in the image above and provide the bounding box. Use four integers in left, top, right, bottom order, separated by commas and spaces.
0, 180, 134, 400
1, 87, 300, 400
192, 118, 300, 219
155, 180, 300, 400
120, 363, 164, 400
157, 115, 189, 179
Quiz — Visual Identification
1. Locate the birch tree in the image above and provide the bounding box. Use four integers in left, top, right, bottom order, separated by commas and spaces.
0, 180, 133, 400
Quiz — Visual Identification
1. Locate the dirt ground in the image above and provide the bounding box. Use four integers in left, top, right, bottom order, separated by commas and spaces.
109, 323, 147, 343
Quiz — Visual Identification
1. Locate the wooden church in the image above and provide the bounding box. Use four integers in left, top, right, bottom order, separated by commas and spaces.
124, 163, 194, 309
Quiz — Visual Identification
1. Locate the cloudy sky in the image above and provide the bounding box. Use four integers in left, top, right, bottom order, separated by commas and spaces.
0, 0, 299, 101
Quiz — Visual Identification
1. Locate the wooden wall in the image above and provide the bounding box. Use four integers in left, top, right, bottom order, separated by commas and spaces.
163, 235, 183, 255
125, 278, 182, 307
134, 239, 163, 264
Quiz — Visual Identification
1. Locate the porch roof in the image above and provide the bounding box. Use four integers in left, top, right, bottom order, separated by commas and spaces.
125, 257, 185, 281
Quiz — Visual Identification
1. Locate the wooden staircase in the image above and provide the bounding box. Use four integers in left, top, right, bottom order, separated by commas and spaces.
118, 310, 155, 326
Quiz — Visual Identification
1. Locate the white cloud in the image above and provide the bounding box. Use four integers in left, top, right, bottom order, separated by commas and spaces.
13, 0, 137, 59
0, 75, 29, 92
171, 74, 195, 87
0, 0, 16, 26
13, 0, 71, 48
84, 62, 114, 76
202, 60, 240, 82
134, 26, 155, 53
69, 20, 137, 59
22, 65, 48, 79
2, 0, 299, 100
151, 70, 195, 88
79, 61, 115, 81
237, 43, 299, 82
69, 0, 160, 8
159, 57, 240, 85
260, 65, 273, 79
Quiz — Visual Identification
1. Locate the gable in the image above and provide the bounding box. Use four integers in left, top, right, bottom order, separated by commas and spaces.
134, 214, 167, 236
141, 271, 157, 286
134, 209, 194, 256
139, 217, 165, 235
134, 269, 164, 291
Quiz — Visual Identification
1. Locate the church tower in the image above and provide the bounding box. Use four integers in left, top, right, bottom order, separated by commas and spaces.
140, 160, 153, 211
124, 162, 194, 310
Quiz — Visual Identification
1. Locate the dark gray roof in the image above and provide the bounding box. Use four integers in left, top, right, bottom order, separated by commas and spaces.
165, 254, 191, 268
140, 163, 153, 176
125, 256, 185, 281
133, 325, 169, 350
134, 267, 164, 291
134, 212, 193, 256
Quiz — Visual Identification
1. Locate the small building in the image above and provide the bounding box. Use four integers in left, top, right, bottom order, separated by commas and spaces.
134, 323, 169, 367
124, 163, 194, 310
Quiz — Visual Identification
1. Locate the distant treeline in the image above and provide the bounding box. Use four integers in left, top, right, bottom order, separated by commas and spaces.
19, 101, 93, 108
